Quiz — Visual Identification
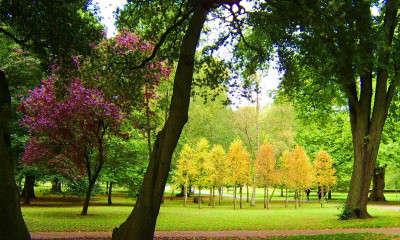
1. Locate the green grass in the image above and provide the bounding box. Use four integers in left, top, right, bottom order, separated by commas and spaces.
22, 187, 400, 233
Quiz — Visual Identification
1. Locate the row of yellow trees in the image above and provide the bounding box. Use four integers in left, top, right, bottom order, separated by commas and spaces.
174, 138, 336, 209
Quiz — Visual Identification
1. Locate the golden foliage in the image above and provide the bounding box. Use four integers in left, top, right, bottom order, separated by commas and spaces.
313, 150, 337, 190
226, 139, 251, 186
255, 141, 277, 187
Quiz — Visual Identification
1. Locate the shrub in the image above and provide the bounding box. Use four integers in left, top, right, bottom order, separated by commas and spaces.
337, 204, 351, 220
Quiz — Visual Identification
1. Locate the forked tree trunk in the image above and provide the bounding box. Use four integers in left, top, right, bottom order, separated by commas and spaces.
344, 0, 398, 219
0, 70, 30, 239
111, 5, 208, 239
108, 182, 113, 205
368, 167, 386, 201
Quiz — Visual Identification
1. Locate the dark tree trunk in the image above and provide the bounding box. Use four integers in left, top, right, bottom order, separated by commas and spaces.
239, 186, 243, 209
51, 178, 62, 193
23, 174, 36, 204
0, 70, 30, 239
368, 167, 386, 201
108, 182, 113, 205
328, 190, 332, 200
81, 179, 95, 215
112, 4, 208, 239
106, 181, 109, 194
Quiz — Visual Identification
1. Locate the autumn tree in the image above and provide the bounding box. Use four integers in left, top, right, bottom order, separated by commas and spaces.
20, 77, 125, 216
192, 138, 210, 209
226, 139, 251, 209
174, 144, 195, 206
205, 144, 227, 207
255, 141, 276, 209
313, 150, 337, 208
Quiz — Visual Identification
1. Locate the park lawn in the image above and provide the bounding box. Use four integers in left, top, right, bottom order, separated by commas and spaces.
22, 190, 400, 232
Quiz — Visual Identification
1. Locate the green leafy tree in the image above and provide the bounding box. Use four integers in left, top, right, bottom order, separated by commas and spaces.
247, 0, 400, 218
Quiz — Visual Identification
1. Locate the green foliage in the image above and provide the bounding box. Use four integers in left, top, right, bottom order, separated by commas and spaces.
337, 204, 351, 220
64, 180, 103, 197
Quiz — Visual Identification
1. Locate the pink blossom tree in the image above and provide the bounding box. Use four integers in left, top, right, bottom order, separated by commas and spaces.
20, 77, 125, 215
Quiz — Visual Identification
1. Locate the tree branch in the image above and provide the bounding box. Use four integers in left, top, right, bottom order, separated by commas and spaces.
0, 27, 28, 47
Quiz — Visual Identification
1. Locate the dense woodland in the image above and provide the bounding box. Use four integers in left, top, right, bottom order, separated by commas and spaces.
1, 0, 400, 239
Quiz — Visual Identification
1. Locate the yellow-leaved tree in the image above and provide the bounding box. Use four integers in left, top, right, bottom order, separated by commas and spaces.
226, 139, 251, 209
255, 141, 276, 209
192, 138, 210, 209
174, 144, 195, 207
313, 150, 337, 207
289, 145, 313, 209
205, 144, 226, 207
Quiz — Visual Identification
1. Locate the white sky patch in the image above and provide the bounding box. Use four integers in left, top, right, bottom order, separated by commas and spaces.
92, 0, 127, 38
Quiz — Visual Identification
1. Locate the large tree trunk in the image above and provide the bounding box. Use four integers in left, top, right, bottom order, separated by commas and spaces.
23, 174, 36, 205
368, 167, 386, 201
81, 179, 95, 215
108, 182, 113, 205
111, 4, 208, 239
0, 70, 30, 239
344, 0, 398, 219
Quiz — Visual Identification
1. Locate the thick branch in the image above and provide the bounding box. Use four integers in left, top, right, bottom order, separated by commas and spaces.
0, 27, 28, 47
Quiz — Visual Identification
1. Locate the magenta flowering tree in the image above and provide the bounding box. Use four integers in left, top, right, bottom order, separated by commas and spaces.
19, 77, 125, 215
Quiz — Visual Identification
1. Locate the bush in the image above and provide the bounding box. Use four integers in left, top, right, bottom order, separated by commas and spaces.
337, 204, 351, 220
64, 180, 103, 197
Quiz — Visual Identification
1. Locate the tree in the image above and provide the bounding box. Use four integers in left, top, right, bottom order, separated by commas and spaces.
207, 144, 227, 206
226, 139, 251, 209
174, 144, 195, 206
247, 0, 400, 218
313, 150, 337, 207
20, 78, 125, 215
0, 1, 103, 238
192, 138, 210, 209
255, 141, 276, 209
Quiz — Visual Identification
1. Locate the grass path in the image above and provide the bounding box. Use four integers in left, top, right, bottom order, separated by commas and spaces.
30, 227, 400, 239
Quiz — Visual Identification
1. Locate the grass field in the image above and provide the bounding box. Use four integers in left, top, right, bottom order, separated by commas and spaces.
22, 186, 400, 234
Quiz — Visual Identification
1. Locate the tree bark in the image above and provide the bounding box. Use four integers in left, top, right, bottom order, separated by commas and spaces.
108, 182, 113, 205
285, 187, 288, 208
184, 185, 188, 207
0, 70, 30, 239
218, 187, 222, 205
111, 4, 208, 239
251, 179, 256, 206
198, 187, 202, 209
23, 174, 36, 205
368, 167, 386, 201
233, 185, 237, 209
239, 186, 243, 209
263, 187, 266, 209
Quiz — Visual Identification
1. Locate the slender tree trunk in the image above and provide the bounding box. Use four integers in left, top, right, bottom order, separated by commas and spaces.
368, 167, 386, 201
198, 187, 201, 209
218, 187, 221, 205
212, 186, 215, 208
233, 185, 237, 209
267, 187, 269, 209
209, 187, 212, 206
184, 185, 188, 207
281, 186, 284, 197
221, 186, 224, 200
108, 182, 113, 205
251, 178, 256, 206
112, 4, 208, 239
328, 189, 332, 200
23, 174, 36, 205
171, 188, 174, 201
106, 181, 109, 194
263, 187, 266, 209
285, 187, 288, 208
0, 70, 30, 239
81, 179, 95, 215
246, 185, 249, 202
295, 189, 298, 209
51, 178, 62, 193
240, 186, 243, 209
